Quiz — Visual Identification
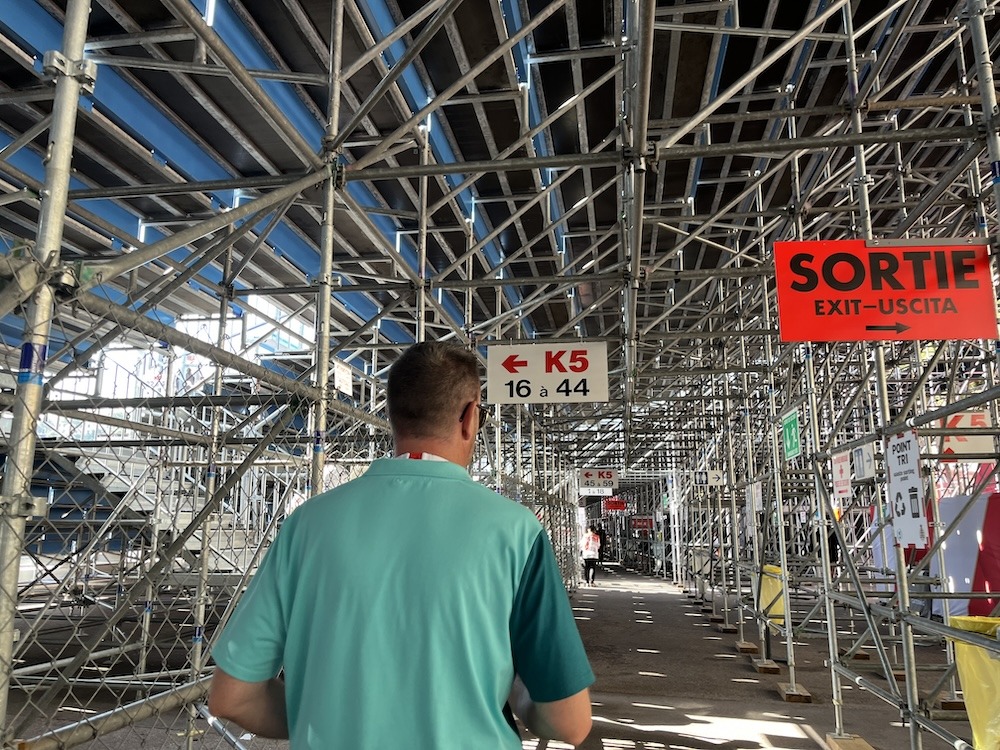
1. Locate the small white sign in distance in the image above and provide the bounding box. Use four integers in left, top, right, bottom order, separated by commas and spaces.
852, 443, 876, 480
831, 451, 851, 506
579, 486, 613, 496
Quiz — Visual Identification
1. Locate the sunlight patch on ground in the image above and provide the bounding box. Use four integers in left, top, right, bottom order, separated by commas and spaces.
591, 711, 812, 748
631, 702, 676, 711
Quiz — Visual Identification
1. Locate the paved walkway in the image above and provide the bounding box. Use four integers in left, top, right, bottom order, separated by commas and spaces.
542, 563, 929, 750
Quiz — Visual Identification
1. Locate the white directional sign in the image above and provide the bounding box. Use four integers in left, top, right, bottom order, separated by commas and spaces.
747, 481, 763, 512
831, 451, 851, 506
579, 486, 613, 496
885, 430, 928, 547
333, 360, 352, 395
938, 410, 994, 460
693, 469, 725, 486
486, 343, 609, 404
579, 468, 618, 490
852, 443, 876, 480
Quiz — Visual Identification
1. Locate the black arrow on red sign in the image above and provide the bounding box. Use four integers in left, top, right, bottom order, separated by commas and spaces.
502, 354, 528, 373
865, 322, 911, 334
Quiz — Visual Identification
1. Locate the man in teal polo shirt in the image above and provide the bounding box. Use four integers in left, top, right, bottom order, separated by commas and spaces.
208, 341, 594, 748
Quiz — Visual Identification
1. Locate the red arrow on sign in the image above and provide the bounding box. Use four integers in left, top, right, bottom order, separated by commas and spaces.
502, 354, 528, 373
584, 471, 593, 478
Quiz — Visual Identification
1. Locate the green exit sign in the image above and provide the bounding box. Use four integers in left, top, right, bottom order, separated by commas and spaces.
782, 410, 801, 460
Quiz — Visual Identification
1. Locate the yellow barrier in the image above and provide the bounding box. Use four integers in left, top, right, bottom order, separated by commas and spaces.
949, 616, 1000, 750
760, 564, 786, 626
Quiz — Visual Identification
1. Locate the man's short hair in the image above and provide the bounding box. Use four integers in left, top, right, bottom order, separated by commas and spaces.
387, 341, 481, 439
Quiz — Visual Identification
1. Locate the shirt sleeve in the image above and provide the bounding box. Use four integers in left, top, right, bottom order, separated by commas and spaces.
210, 522, 293, 682
510, 530, 595, 702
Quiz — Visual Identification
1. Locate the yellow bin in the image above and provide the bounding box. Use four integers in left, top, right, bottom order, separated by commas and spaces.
949, 616, 1000, 750
760, 564, 786, 626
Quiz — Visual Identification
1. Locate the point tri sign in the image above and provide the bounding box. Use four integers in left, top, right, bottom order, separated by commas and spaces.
773, 239, 998, 342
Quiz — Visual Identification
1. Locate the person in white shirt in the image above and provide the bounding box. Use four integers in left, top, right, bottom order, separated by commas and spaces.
581, 526, 601, 585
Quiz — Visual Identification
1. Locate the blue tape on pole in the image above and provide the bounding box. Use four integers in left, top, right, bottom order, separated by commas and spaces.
16, 343, 46, 385
193, 626, 204, 644
992, 161, 1000, 183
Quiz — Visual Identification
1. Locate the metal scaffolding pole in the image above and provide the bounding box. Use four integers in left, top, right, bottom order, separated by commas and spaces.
655, 0, 849, 153
0, 0, 91, 736
160, 0, 322, 169
967, 0, 1000, 234
351, 0, 568, 170
331, 0, 464, 153
312, 0, 345, 495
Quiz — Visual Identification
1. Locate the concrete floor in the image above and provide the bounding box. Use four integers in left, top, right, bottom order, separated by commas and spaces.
564, 564, 974, 750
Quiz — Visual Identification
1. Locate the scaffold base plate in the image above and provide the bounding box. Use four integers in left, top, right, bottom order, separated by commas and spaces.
708, 615, 724, 623
735, 640, 758, 653
716, 624, 738, 633
777, 682, 812, 703
751, 658, 780, 674
826, 733, 875, 750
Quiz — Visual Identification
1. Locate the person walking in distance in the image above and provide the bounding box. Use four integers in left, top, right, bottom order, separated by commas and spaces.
582, 525, 601, 585
208, 341, 594, 748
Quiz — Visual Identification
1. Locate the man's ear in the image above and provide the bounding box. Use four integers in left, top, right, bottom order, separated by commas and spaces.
459, 408, 477, 442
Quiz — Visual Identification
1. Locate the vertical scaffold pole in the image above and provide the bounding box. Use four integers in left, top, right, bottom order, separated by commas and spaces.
804, 346, 845, 731
843, 1, 920, 743
0, 0, 92, 736
416, 120, 430, 343
760, 278, 800, 690
722, 348, 743, 637
737, 273, 763, 651
187, 251, 233, 750
312, 0, 345, 494
967, 0, 1000, 222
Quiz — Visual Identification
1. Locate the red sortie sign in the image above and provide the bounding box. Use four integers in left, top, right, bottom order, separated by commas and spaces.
773, 239, 998, 342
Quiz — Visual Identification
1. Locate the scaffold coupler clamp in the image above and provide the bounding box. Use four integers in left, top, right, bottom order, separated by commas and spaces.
964, 0, 994, 20
41, 50, 97, 94
50, 263, 80, 299
0, 494, 47, 519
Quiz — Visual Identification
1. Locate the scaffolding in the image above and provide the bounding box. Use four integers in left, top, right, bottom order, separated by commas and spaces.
0, 0, 998, 748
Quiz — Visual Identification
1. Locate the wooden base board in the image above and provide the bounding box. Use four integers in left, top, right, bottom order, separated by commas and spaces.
716, 624, 738, 634
699, 606, 713, 614
826, 734, 876, 750
938, 699, 965, 711
735, 640, 759, 654
777, 682, 813, 703
751, 658, 781, 674
708, 615, 724, 623
927, 708, 968, 721
839, 648, 871, 661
